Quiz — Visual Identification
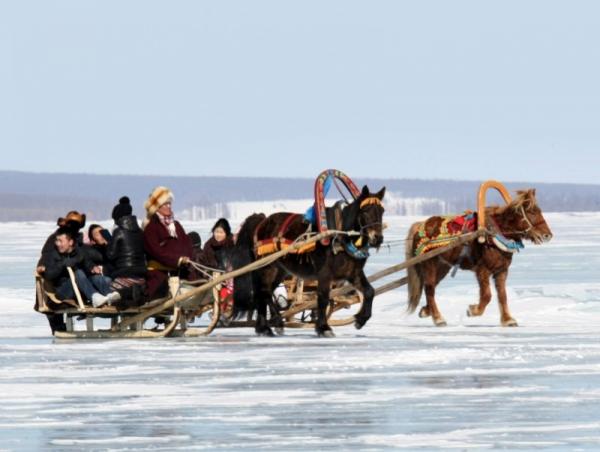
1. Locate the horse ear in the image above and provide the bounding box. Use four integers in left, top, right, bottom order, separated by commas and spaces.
376, 187, 386, 200
360, 185, 369, 197
531, 188, 537, 197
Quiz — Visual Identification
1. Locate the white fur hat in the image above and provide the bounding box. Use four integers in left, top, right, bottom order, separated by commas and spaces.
144, 186, 174, 218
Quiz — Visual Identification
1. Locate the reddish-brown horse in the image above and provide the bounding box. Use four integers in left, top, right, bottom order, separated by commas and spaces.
406, 189, 553, 327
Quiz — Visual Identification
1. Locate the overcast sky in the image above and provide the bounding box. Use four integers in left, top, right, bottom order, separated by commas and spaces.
1, 1, 599, 184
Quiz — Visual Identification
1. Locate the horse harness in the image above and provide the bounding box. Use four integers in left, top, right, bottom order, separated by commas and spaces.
253, 196, 383, 260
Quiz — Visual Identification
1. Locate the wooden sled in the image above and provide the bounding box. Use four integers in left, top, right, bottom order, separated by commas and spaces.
41, 229, 355, 339
38, 220, 489, 339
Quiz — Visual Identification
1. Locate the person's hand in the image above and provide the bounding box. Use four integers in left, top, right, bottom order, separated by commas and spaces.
91, 265, 103, 275
36, 265, 45, 274
179, 256, 190, 266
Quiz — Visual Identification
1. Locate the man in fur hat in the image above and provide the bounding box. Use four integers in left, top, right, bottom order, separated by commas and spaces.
142, 187, 194, 299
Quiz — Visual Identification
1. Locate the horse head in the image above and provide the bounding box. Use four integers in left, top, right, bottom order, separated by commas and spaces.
505, 189, 553, 244
345, 185, 386, 248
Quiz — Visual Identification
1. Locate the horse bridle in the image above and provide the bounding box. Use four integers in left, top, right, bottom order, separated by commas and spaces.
493, 204, 546, 238
355, 197, 384, 246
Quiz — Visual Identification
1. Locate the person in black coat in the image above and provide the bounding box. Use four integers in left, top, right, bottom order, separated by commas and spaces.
202, 218, 234, 269
88, 224, 113, 275
38, 227, 120, 308
105, 197, 147, 305
36, 211, 87, 334
106, 197, 146, 278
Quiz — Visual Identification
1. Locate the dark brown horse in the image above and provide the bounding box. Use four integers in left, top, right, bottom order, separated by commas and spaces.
232, 185, 385, 337
406, 189, 553, 327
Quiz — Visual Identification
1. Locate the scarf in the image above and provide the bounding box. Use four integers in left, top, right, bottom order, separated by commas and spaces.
157, 212, 177, 238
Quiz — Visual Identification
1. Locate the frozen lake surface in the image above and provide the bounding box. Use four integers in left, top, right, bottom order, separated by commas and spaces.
1, 213, 599, 450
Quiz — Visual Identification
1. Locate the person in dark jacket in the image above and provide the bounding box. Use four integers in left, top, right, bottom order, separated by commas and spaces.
88, 223, 113, 275
187, 231, 205, 265
36, 211, 87, 334
106, 197, 146, 278
38, 227, 121, 308
202, 218, 235, 269
102, 196, 147, 305
142, 187, 194, 299
38, 211, 87, 266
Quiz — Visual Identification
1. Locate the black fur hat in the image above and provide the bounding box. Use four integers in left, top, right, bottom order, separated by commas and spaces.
112, 196, 133, 222
211, 218, 232, 236
188, 231, 202, 249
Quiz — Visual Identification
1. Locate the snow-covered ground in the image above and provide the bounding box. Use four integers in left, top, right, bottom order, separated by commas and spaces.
1, 213, 599, 450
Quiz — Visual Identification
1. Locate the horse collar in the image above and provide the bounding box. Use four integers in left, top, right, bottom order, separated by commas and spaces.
344, 241, 370, 259
488, 214, 525, 254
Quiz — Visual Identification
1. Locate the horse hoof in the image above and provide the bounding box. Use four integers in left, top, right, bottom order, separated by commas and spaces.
318, 330, 335, 338
274, 327, 285, 336
354, 316, 368, 330
434, 319, 447, 327
502, 319, 518, 327
256, 328, 274, 337
467, 304, 476, 317
419, 307, 431, 318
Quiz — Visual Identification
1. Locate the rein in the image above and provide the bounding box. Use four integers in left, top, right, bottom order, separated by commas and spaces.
341, 197, 384, 259
493, 205, 545, 236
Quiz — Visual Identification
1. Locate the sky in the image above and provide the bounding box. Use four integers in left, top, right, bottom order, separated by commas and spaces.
1, 1, 599, 184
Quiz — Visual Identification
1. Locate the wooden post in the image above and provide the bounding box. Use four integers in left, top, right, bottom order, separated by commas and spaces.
296, 279, 305, 304
66, 267, 86, 310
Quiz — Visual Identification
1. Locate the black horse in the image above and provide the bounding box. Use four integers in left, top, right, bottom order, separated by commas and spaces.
232, 185, 386, 337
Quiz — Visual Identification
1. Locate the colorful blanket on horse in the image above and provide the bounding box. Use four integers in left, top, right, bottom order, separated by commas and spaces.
255, 213, 317, 257
414, 212, 477, 256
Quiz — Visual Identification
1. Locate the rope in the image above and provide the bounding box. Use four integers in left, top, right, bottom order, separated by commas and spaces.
188, 261, 224, 279
333, 176, 352, 204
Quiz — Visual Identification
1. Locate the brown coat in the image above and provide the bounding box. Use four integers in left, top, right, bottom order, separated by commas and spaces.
143, 214, 194, 298
202, 235, 235, 269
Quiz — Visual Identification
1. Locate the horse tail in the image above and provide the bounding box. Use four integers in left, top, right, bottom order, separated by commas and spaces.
232, 213, 266, 314
406, 222, 423, 314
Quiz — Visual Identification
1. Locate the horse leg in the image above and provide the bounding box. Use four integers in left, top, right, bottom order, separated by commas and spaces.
423, 260, 447, 327
494, 270, 518, 327
254, 294, 273, 336
254, 271, 275, 337
315, 278, 334, 338
353, 271, 375, 330
467, 268, 492, 317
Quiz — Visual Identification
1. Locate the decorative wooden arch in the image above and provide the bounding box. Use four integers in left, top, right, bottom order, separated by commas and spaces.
477, 180, 513, 243
314, 169, 361, 245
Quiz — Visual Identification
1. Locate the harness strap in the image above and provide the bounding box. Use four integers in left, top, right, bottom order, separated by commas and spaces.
359, 197, 383, 209
254, 214, 315, 257
277, 213, 300, 243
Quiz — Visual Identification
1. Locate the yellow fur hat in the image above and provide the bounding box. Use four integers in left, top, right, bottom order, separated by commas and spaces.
144, 186, 174, 218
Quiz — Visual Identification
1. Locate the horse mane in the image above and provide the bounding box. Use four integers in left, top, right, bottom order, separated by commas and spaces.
486, 189, 537, 216
341, 199, 360, 231
236, 213, 266, 248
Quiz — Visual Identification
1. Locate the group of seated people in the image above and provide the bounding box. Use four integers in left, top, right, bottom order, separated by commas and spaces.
36, 186, 235, 333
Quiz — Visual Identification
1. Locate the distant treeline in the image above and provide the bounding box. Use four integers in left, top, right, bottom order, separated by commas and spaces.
0, 170, 598, 221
